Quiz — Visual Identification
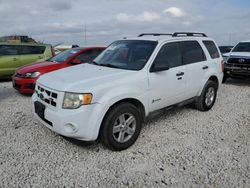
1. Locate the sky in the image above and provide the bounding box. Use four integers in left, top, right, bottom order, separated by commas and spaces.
0, 0, 250, 46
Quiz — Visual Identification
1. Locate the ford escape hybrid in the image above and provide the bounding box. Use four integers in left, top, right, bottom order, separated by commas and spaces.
32, 32, 223, 151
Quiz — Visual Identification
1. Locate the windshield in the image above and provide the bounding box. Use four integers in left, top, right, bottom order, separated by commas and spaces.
219, 46, 233, 54
233, 42, 250, 52
49, 48, 81, 62
91, 40, 158, 70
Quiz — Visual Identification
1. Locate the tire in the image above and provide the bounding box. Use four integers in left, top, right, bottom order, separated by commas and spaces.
99, 103, 142, 151
222, 73, 228, 83
195, 80, 218, 111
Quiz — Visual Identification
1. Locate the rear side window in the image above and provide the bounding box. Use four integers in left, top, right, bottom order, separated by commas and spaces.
180, 41, 206, 64
153, 42, 182, 68
0, 45, 19, 55
19, 45, 46, 55
203, 41, 220, 59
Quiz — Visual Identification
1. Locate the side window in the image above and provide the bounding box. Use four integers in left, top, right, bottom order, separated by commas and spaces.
203, 41, 220, 59
180, 41, 206, 64
74, 50, 101, 62
0, 45, 19, 55
19, 46, 46, 55
153, 42, 182, 69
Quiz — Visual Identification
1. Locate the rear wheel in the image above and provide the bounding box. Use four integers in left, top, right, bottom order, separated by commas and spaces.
100, 103, 142, 151
195, 80, 218, 111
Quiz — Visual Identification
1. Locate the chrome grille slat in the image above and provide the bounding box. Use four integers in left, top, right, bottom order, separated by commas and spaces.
36, 85, 58, 107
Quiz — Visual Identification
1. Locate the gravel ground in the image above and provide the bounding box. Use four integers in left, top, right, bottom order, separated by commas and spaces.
0, 79, 249, 188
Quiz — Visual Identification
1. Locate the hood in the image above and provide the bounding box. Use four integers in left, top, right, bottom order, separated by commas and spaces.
228, 52, 250, 58
17, 61, 63, 74
37, 63, 136, 92
222, 52, 230, 57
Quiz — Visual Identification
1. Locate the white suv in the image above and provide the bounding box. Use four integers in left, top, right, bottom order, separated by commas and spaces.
223, 40, 250, 82
32, 32, 223, 150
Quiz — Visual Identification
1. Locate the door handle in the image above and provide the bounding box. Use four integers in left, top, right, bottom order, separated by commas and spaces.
202, 65, 209, 70
176, 72, 184, 76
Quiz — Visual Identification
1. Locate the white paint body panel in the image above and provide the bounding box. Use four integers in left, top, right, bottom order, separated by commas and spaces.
32, 36, 223, 141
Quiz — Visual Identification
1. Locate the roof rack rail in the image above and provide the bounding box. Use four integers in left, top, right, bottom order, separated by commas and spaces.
172, 32, 207, 37
138, 33, 172, 37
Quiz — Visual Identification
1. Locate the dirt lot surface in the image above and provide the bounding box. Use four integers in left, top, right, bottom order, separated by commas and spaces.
0, 79, 249, 187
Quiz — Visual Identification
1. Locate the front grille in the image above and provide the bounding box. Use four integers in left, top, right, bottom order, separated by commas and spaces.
36, 85, 58, 107
227, 57, 250, 67
15, 73, 27, 78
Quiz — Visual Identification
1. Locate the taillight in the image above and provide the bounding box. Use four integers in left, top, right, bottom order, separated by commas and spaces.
221, 60, 225, 72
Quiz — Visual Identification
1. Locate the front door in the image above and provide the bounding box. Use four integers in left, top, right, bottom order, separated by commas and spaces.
148, 42, 187, 112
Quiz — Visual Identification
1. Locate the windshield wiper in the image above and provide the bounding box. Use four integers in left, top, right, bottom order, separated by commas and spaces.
88, 61, 99, 65
88, 61, 120, 69
47, 59, 57, 63
99, 63, 120, 69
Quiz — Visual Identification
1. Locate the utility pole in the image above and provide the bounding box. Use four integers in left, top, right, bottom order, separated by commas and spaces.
84, 23, 87, 46
229, 33, 232, 46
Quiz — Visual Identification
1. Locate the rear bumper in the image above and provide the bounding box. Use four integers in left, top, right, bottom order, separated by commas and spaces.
12, 76, 37, 94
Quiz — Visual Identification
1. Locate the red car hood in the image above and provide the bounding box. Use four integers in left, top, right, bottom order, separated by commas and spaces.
17, 61, 66, 74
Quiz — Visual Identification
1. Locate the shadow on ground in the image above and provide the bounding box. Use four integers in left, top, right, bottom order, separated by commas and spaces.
225, 78, 250, 86
0, 78, 12, 82
63, 136, 99, 148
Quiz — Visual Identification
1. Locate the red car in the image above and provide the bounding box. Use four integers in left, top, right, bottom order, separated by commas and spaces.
12, 47, 105, 94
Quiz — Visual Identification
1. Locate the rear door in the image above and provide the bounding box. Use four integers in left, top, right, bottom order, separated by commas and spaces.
0, 44, 20, 76
180, 41, 208, 98
202, 40, 221, 68
148, 42, 187, 112
18, 45, 46, 67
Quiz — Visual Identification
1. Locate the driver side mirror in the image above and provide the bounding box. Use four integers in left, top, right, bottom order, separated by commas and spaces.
71, 59, 82, 65
150, 63, 169, 73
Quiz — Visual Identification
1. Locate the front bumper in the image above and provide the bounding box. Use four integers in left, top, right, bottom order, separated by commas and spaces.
12, 76, 37, 94
224, 65, 250, 77
32, 94, 105, 141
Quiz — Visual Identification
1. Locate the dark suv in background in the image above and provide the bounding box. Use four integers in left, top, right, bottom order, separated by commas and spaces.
219, 46, 233, 54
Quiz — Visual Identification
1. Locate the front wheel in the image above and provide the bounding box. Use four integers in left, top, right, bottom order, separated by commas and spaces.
195, 80, 218, 111
99, 103, 142, 151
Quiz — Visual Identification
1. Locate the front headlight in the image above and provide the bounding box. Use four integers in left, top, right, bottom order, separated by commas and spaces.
62, 92, 92, 109
25, 72, 41, 78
